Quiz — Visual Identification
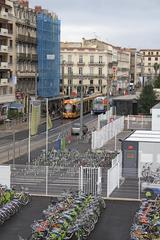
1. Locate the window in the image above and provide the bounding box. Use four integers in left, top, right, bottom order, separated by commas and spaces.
151, 52, 153, 55
90, 67, 94, 75
98, 79, 102, 85
99, 56, 103, 63
9, 56, 12, 64
79, 55, 83, 63
68, 55, 72, 63
143, 52, 145, 55
79, 67, 83, 75
90, 55, 94, 63
156, 52, 159, 55
98, 67, 102, 76
9, 40, 12, 48
90, 80, 93, 85
148, 52, 150, 55
148, 57, 151, 61
148, 63, 151, 66
5, 8, 8, 13
155, 57, 158, 61
68, 67, 73, 75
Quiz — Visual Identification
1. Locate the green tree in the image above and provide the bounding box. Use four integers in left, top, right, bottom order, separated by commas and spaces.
154, 75, 160, 88
153, 63, 160, 77
138, 84, 157, 115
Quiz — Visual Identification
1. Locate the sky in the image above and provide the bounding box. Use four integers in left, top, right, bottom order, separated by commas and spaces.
29, 0, 160, 49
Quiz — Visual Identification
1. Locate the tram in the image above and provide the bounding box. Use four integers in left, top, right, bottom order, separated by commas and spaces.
63, 93, 101, 119
92, 96, 109, 114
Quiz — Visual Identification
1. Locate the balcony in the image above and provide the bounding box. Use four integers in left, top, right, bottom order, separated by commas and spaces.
0, 62, 9, 69
88, 62, 105, 66
16, 34, 27, 43
77, 62, 85, 66
17, 53, 26, 61
27, 36, 37, 44
31, 54, 37, 61
0, 11, 8, 20
0, 78, 8, 85
0, 45, 8, 53
0, 28, 8, 36
65, 61, 74, 66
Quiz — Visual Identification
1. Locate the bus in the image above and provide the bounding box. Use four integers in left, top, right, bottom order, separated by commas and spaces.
92, 96, 109, 114
63, 93, 101, 119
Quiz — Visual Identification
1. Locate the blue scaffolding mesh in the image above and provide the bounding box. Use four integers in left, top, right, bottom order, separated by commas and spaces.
37, 13, 60, 98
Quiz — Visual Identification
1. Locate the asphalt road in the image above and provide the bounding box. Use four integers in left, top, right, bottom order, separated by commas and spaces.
0, 198, 140, 240
0, 114, 97, 164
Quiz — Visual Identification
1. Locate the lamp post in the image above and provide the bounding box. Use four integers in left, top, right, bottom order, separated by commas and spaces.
80, 74, 84, 139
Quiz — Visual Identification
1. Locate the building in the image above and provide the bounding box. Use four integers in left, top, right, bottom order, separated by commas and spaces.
140, 49, 160, 81
0, 0, 15, 112
61, 38, 133, 97
124, 48, 143, 90
35, 6, 60, 98
13, 0, 37, 106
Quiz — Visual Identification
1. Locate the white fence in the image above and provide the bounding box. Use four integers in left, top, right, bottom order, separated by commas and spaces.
97, 107, 114, 129
107, 151, 122, 197
91, 116, 124, 150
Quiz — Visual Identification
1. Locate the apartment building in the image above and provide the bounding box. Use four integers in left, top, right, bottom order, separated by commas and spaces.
129, 49, 142, 85
0, 0, 15, 110
13, 0, 37, 96
61, 38, 132, 97
140, 49, 160, 79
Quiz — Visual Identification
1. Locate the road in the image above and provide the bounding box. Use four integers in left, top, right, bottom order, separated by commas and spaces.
0, 114, 97, 164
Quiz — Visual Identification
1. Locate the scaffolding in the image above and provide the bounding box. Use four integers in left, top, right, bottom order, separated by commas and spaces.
36, 12, 60, 98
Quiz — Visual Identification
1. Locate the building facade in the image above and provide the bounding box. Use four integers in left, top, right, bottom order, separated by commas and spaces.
140, 49, 160, 81
61, 39, 132, 97
13, 0, 37, 97
0, 0, 15, 110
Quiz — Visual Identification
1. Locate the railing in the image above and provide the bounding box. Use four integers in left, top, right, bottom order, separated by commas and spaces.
124, 115, 152, 130
0, 45, 8, 52
1, 155, 156, 200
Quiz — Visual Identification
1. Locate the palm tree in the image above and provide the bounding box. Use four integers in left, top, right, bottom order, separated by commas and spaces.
153, 63, 160, 77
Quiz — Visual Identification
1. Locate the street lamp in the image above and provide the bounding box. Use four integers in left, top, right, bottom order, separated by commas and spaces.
80, 73, 84, 139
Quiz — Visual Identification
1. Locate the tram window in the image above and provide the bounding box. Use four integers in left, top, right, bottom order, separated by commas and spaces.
64, 104, 72, 112
72, 105, 76, 113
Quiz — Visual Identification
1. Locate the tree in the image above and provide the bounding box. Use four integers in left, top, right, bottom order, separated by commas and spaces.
154, 75, 160, 88
153, 63, 160, 77
138, 84, 157, 115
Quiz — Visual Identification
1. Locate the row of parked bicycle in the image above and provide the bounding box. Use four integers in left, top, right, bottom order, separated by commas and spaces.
141, 163, 160, 184
0, 184, 31, 225
130, 197, 160, 240
29, 191, 106, 240
31, 149, 118, 168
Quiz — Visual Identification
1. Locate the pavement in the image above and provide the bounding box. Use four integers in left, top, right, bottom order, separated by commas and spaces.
0, 198, 140, 240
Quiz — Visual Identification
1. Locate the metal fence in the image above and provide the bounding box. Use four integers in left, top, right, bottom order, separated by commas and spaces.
124, 115, 152, 130
1, 162, 159, 200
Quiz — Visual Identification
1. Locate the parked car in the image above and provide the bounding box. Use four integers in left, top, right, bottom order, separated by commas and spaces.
141, 182, 160, 199
71, 123, 88, 135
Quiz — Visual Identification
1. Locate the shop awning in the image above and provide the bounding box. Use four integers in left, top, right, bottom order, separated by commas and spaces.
9, 102, 24, 110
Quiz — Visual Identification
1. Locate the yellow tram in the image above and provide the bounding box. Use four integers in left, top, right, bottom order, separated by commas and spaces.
63, 93, 101, 119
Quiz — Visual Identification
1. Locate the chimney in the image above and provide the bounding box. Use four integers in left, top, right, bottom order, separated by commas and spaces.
35, 6, 42, 13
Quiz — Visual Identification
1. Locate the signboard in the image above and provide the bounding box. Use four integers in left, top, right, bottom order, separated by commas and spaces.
47, 54, 55, 60
0, 165, 11, 188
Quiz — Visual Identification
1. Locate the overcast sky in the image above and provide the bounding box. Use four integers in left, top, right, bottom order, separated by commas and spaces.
29, 0, 160, 49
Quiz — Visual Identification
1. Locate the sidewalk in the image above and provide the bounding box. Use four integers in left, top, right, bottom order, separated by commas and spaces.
0, 115, 60, 133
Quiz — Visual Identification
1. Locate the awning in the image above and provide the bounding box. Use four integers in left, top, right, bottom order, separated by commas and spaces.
9, 102, 24, 110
